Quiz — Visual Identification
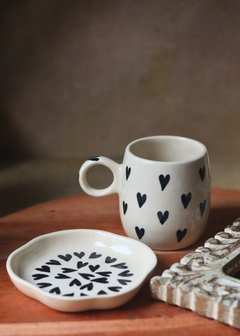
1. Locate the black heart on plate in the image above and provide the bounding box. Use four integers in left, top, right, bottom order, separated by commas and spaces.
98, 290, 107, 295
79, 273, 95, 280
89, 264, 100, 272
105, 256, 117, 264
159, 174, 170, 191
80, 283, 93, 291
61, 267, 77, 273
135, 226, 145, 239
74, 252, 85, 259
55, 273, 71, 279
58, 254, 72, 262
181, 193, 191, 209
35, 265, 50, 273
118, 270, 134, 277
110, 262, 128, 269
37, 282, 52, 288
96, 271, 112, 277
176, 228, 187, 243
77, 261, 88, 269
69, 278, 81, 287
89, 252, 102, 259
92, 277, 109, 284
32, 274, 49, 281
108, 286, 122, 292
46, 259, 61, 265
49, 287, 61, 294
118, 279, 132, 285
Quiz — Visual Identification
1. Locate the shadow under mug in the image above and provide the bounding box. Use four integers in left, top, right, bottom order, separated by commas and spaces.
79, 136, 211, 250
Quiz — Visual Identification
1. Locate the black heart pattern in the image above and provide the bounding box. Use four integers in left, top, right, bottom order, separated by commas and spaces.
181, 193, 191, 209
32, 274, 49, 280
55, 273, 71, 279
199, 166, 205, 182
105, 256, 117, 264
96, 271, 112, 277
123, 201, 128, 215
98, 290, 107, 295
126, 166, 131, 180
77, 261, 88, 269
35, 265, 50, 273
89, 265, 100, 272
74, 252, 85, 259
118, 279, 132, 285
69, 278, 81, 287
157, 211, 169, 225
118, 270, 133, 277
50, 287, 61, 294
58, 254, 72, 262
137, 193, 147, 208
37, 282, 52, 288
61, 268, 77, 273
135, 226, 145, 239
46, 259, 61, 265
111, 262, 128, 269
80, 283, 93, 291
159, 174, 170, 191
89, 252, 102, 259
200, 200, 206, 217
176, 229, 187, 243
33, 250, 134, 298
79, 273, 95, 280
63, 293, 74, 297
108, 286, 122, 292
92, 277, 109, 284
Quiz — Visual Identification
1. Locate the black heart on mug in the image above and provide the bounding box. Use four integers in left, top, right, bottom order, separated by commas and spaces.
137, 193, 147, 208
199, 166, 205, 182
135, 226, 145, 239
200, 199, 206, 216
157, 211, 169, 225
176, 228, 187, 242
126, 166, 131, 180
181, 193, 192, 209
123, 201, 128, 215
159, 174, 170, 191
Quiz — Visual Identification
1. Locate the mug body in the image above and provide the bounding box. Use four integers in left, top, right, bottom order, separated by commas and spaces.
119, 136, 210, 250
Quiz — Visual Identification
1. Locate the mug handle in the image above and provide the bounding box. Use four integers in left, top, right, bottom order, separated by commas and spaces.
79, 156, 121, 197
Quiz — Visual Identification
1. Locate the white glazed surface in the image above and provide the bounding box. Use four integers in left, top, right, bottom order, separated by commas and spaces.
6, 229, 157, 312
79, 136, 211, 250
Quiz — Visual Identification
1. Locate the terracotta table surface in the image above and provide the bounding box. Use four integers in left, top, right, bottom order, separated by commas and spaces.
1, 188, 240, 336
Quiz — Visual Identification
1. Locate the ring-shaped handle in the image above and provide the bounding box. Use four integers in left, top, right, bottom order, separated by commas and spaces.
79, 156, 120, 197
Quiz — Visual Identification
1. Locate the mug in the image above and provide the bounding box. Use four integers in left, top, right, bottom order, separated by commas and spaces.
79, 136, 210, 250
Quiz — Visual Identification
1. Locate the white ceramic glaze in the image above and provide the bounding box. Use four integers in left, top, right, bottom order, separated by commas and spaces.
79, 136, 211, 250
6, 229, 157, 312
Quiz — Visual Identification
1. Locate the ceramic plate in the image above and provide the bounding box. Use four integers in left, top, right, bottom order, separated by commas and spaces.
6, 229, 157, 312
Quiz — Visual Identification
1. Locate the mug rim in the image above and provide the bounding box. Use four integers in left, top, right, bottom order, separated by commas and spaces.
126, 135, 207, 164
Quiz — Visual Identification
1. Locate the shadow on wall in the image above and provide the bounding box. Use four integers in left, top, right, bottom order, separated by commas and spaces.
0, 0, 85, 160
0, 110, 32, 160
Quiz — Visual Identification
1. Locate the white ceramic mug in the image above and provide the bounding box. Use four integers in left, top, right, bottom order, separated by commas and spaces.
79, 136, 211, 250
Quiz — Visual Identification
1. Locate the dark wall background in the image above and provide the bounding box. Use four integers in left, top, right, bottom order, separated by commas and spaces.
1, 0, 240, 160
